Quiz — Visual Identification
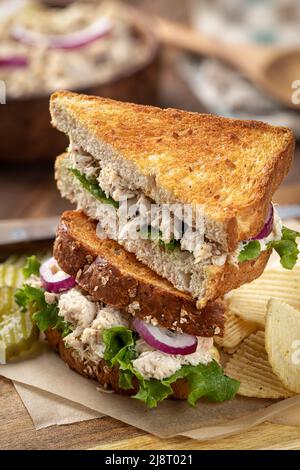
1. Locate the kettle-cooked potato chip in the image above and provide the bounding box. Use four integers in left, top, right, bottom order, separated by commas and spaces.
215, 310, 258, 351
226, 267, 300, 327
266, 298, 300, 394
225, 331, 293, 399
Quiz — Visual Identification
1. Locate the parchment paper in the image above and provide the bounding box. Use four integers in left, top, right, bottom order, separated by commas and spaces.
1, 343, 300, 441
13, 382, 102, 430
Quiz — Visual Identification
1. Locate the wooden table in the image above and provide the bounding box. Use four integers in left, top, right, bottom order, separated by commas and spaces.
1, 1, 300, 451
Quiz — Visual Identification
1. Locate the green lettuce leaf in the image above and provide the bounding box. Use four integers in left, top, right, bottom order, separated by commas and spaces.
134, 360, 240, 408
238, 226, 300, 269
281, 226, 300, 242
102, 326, 239, 408
103, 326, 139, 390
134, 379, 171, 408
69, 168, 119, 208
15, 284, 45, 310
159, 237, 180, 253
140, 226, 180, 253
15, 285, 72, 337
269, 226, 300, 269
22, 255, 41, 279
238, 240, 261, 263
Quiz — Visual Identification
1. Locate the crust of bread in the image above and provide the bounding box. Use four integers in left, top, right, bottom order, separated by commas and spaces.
54, 210, 225, 337
45, 328, 189, 400
197, 249, 271, 309
50, 90, 294, 249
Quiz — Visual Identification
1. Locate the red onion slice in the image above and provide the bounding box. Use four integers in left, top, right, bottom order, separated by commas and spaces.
40, 257, 76, 293
250, 204, 274, 240
0, 56, 28, 68
133, 317, 198, 355
11, 16, 112, 50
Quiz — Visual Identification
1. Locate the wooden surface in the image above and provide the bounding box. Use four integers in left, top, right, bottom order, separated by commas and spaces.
1, 0, 300, 451
0, 377, 142, 450
92, 424, 300, 450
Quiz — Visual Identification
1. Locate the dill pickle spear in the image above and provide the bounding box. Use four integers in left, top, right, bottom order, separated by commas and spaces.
0, 264, 24, 289
0, 286, 39, 363
0, 286, 17, 318
0, 254, 50, 363
0, 307, 39, 364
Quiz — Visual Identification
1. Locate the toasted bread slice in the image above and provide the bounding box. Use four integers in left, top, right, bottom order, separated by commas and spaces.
55, 156, 271, 308
46, 328, 190, 400
54, 210, 225, 336
50, 90, 294, 250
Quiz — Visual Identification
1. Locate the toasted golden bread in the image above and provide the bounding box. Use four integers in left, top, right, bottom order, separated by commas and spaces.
50, 90, 294, 249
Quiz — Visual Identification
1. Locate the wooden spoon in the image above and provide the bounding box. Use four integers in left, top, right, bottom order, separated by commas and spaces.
154, 16, 300, 110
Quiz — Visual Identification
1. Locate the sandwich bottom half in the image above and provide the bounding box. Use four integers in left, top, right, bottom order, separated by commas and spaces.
41, 284, 239, 408
17, 253, 239, 408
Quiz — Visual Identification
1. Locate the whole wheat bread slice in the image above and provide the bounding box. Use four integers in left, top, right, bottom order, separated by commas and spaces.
54, 210, 225, 336
50, 90, 294, 250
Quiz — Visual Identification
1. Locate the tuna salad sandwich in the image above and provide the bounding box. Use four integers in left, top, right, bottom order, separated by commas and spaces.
12, 92, 299, 408
50, 91, 298, 309
14, 211, 239, 408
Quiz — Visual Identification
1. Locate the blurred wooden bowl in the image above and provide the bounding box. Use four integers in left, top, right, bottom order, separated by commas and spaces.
0, 8, 160, 163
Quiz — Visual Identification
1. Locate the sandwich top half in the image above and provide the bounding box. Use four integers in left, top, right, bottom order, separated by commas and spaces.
50, 91, 296, 307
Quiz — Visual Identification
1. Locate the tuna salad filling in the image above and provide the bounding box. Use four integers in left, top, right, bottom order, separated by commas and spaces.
68, 146, 299, 270
57, 288, 215, 378
1, 1, 148, 98
14, 256, 239, 408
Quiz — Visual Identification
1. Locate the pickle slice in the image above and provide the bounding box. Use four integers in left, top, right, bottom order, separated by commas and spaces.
0, 259, 39, 363
0, 252, 51, 288
0, 286, 17, 318
0, 264, 24, 289
3, 255, 27, 268
0, 306, 39, 364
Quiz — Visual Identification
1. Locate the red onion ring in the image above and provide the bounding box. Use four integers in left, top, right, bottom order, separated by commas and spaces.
250, 204, 274, 240
0, 56, 28, 68
11, 16, 112, 50
133, 317, 198, 355
40, 257, 76, 293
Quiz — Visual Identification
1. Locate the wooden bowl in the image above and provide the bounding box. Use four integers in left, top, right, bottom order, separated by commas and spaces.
0, 9, 160, 163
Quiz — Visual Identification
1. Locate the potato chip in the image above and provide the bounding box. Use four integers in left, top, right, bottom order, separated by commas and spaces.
226, 266, 300, 327
225, 331, 293, 399
211, 346, 220, 363
215, 310, 258, 350
266, 298, 300, 394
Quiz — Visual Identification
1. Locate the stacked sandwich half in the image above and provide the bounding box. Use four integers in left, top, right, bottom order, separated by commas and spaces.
18, 91, 297, 408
